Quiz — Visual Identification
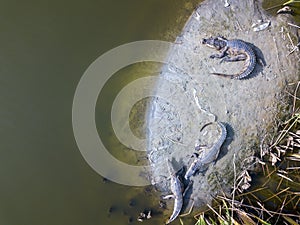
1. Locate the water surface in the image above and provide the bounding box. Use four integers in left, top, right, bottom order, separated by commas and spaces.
0, 1, 200, 225
1, 1, 299, 225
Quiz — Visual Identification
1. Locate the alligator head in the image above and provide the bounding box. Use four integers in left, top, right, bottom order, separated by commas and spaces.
202, 36, 227, 50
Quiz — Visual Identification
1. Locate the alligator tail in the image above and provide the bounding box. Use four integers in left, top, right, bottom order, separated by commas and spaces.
211, 72, 237, 79
211, 68, 251, 79
166, 198, 182, 224
210, 52, 256, 79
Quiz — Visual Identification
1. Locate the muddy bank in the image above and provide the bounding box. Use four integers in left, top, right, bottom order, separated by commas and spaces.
147, 0, 299, 210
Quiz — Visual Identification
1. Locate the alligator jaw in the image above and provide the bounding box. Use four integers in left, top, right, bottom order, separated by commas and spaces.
202, 38, 215, 48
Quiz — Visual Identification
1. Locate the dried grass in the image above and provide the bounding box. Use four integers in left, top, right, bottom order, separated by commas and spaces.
193, 82, 300, 225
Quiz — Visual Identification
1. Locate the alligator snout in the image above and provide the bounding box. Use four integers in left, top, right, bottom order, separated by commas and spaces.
202, 38, 208, 44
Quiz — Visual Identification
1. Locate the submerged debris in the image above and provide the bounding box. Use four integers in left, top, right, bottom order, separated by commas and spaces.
236, 170, 252, 192
128, 199, 136, 208
137, 210, 152, 222
146, 210, 152, 219
159, 200, 166, 209
277, 6, 293, 14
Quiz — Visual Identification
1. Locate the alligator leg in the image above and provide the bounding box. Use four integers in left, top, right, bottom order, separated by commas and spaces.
220, 54, 247, 63
209, 46, 229, 59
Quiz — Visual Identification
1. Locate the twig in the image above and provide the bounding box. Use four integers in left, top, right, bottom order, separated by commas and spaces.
286, 32, 299, 56
193, 88, 216, 121
236, 187, 268, 197
287, 46, 299, 56
277, 172, 294, 182
263, 187, 290, 202
263, 167, 277, 182
276, 176, 284, 191
277, 195, 287, 225
292, 81, 300, 114
287, 23, 300, 29
232, 153, 236, 220
286, 166, 300, 170
273, 37, 280, 66
206, 203, 224, 221
287, 32, 295, 48
294, 197, 300, 210
257, 201, 273, 217
235, 19, 242, 31
260, 134, 268, 158
270, 117, 298, 148
218, 196, 300, 218
165, 135, 185, 146
265, 4, 283, 11
284, 91, 300, 109
283, 194, 298, 208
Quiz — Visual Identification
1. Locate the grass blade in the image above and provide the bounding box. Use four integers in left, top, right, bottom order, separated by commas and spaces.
283, 0, 300, 5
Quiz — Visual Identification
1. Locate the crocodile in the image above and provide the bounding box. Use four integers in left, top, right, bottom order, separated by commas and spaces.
184, 122, 227, 180
202, 36, 256, 79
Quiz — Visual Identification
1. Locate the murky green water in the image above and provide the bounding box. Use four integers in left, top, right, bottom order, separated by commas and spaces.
1, 0, 299, 225
263, 0, 300, 23
0, 1, 200, 225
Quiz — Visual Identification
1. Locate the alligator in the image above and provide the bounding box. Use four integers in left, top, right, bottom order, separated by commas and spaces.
163, 161, 192, 224
163, 172, 183, 224
184, 122, 227, 180
202, 36, 256, 79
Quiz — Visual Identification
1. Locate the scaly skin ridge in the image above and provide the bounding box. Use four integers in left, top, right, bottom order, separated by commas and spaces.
203, 37, 256, 79
164, 163, 184, 224
184, 122, 227, 180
